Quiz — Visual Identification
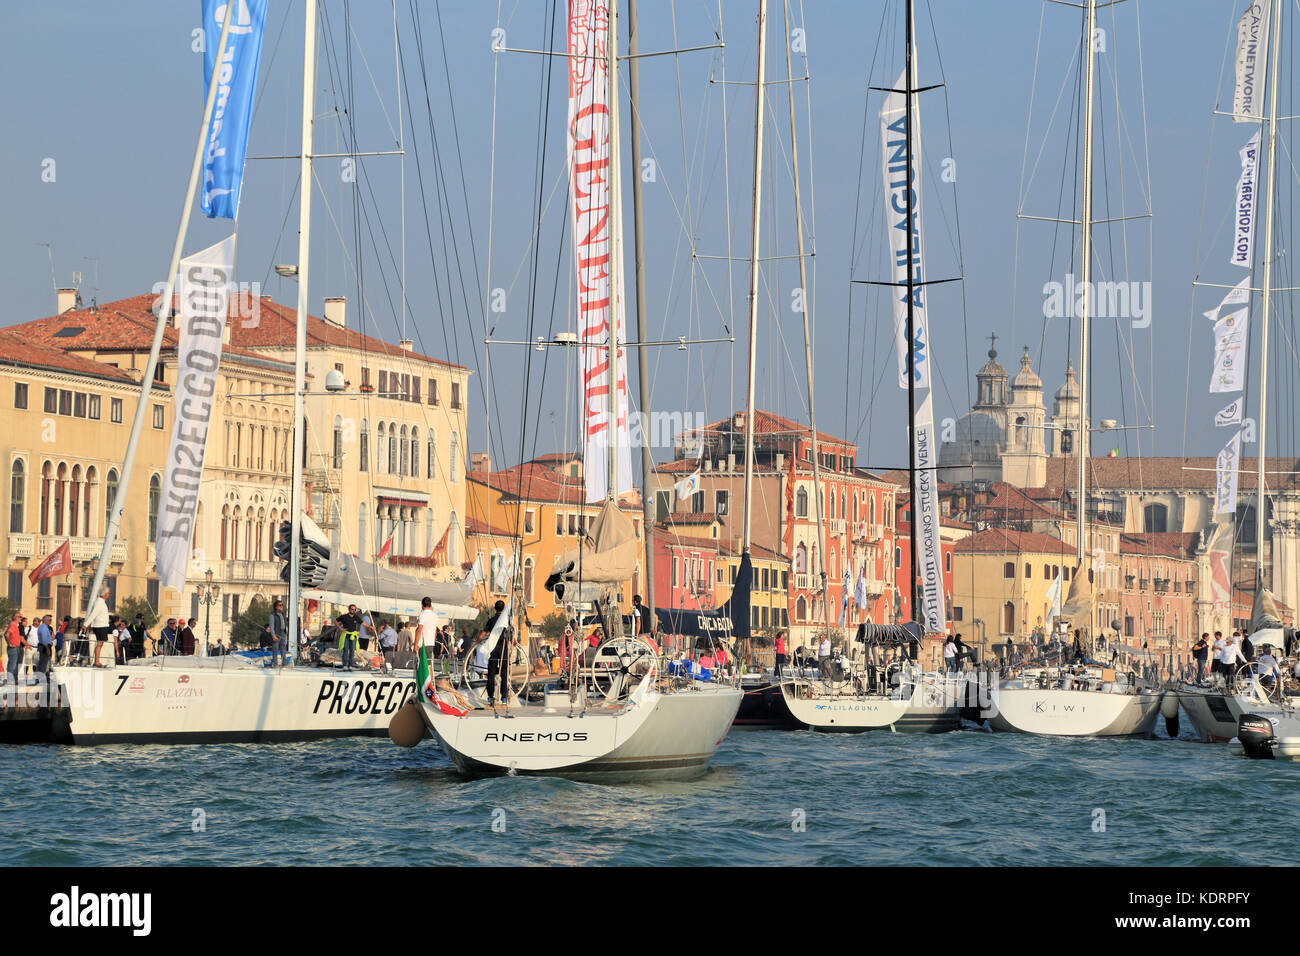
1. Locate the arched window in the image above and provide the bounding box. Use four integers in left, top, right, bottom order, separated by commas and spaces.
428, 432, 437, 479
1024, 563, 1032, 579
450, 432, 460, 481
410, 428, 420, 479
870, 495, 877, 524
852, 495, 859, 525
271, 427, 280, 472
358, 503, 368, 560
523, 557, 534, 605
795, 487, 808, 518
53, 463, 66, 535
147, 474, 160, 542
399, 425, 410, 476
1003, 562, 1015, 579
425, 510, 433, 556
794, 542, 807, 573
83, 466, 96, 537
68, 464, 82, 537
1002, 601, 1015, 634
377, 424, 387, 475
388, 424, 398, 474
8, 460, 24, 533
448, 511, 459, 565
332, 415, 344, 469
231, 506, 241, 558
359, 419, 369, 471
828, 489, 836, 520
840, 489, 847, 519
220, 505, 230, 559
895, 546, 902, 568
1143, 503, 1168, 534
796, 595, 807, 622
945, 552, 952, 573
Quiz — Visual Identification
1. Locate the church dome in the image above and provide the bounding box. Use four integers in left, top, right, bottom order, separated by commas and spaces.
1012, 348, 1042, 390
937, 411, 1007, 467
1055, 362, 1079, 401
978, 347, 1006, 379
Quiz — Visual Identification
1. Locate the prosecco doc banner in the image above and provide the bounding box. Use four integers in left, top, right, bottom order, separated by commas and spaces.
155, 235, 236, 590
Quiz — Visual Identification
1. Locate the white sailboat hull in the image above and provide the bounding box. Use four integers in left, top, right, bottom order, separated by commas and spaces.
419, 681, 742, 779
33, 661, 416, 744
779, 677, 960, 733
984, 685, 1161, 737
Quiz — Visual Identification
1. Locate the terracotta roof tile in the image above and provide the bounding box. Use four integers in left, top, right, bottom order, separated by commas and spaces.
953, 527, 1077, 556
0, 328, 140, 384
1044, 456, 1300, 492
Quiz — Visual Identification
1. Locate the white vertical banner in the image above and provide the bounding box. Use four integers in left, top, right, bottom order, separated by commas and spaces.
155, 234, 236, 590
1203, 275, 1252, 323
913, 392, 945, 633
1215, 431, 1242, 516
1233, 1, 1271, 122
880, 70, 931, 391
1230, 130, 1261, 268
567, 0, 633, 503
1210, 307, 1250, 392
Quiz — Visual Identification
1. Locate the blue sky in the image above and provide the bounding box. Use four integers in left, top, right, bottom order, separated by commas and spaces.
0, 1, 1284, 471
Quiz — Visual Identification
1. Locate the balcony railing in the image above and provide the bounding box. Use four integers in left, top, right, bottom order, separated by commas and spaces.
217, 559, 283, 584
8, 533, 128, 564
794, 573, 810, 591
828, 518, 847, 535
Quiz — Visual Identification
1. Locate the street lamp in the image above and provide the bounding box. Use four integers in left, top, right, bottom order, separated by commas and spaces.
195, 569, 220, 658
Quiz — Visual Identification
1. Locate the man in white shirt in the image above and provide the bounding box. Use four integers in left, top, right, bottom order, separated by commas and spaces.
87, 584, 111, 668
1210, 631, 1225, 679
1220, 634, 1246, 683
1257, 650, 1281, 688
415, 596, 439, 652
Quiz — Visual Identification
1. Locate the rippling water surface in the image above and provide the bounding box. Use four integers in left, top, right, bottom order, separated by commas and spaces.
4, 722, 1295, 866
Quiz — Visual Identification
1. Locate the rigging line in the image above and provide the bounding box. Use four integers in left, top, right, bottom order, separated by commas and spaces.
343, 10, 401, 143
249, 0, 296, 125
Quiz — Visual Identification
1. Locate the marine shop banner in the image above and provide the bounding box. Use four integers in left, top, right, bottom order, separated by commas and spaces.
567, 0, 633, 504
200, 0, 268, 219
1234, 2, 1271, 123
1230, 130, 1261, 268
156, 235, 237, 590
913, 392, 945, 633
1215, 431, 1242, 516
880, 70, 932, 391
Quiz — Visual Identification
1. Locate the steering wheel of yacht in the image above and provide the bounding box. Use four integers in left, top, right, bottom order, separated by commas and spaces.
460, 637, 529, 707
585, 636, 658, 701
1234, 661, 1279, 703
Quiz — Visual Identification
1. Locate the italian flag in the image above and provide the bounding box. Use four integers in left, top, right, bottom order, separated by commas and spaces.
416, 646, 466, 716
1106, 448, 1119, 458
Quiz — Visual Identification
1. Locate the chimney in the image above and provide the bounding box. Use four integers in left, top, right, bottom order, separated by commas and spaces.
471, 453, 491, 474
323, 296, 346, 328
727, 453, 735, 472
57, 288, 79, 314
776, 452, 785, 472
399, 338, 413, 352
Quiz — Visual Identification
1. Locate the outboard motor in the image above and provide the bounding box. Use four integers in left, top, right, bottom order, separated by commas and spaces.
1238, 714, 1276, 760
1159, 691, 1180, 738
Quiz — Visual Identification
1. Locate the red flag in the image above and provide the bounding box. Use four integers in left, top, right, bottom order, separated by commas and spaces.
29, 540, 72, 586
377, 531, 395, 560
430, 528, 450, 568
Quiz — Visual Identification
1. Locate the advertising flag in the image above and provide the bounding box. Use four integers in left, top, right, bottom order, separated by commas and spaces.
28, 540, 72, 586
200, 0, 268, 219
1230, 130, 1262, 268
1215, 397, 1245, 427
1215, 431, 1242, 516
1203, 275, 1252, 324
155, 235, 236, 590
913, 393, 945, 633
880, 71, 931, 390
674, 469, 701, 502
1233, 2, 1271, 122
1210, 308, 1249, 393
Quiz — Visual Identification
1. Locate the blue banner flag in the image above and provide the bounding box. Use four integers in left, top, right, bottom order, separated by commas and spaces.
200, 0, 268, 219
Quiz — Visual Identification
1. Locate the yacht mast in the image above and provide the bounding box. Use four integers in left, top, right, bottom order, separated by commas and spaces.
1255, 0, 1283, 583
85, 4, 238, 624
742, 0, 769, 555
288, 0, 318, 662
903, 0, 921, 621
627, 0, 656, 618
784, 0, 827, 635
1075, 0, 1096, 624
607, 0, 624, 511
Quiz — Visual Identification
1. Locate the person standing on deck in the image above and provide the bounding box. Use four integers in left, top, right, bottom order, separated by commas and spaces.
87, 585, 111, 668
1193, 633, 1209, 682
337, 605, 362, 671
269, 599, 289, 668
5, 613, 22, 684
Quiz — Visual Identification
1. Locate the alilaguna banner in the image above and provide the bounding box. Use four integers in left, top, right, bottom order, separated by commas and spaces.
200, 0, 268, 219
880, 71, 931, 391
566, 0, 633, 503
155, 235, 236, 590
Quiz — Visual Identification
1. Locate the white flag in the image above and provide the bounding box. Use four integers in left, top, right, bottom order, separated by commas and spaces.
674, 469, 701, 502
483, 592, 514, 655
880, 70, 931, 391
1233, 1, 1271, 123
1203, 275, 1252, 323
1215, 397, 1244, 427
1230, 130, 1262, 268
913, 392, 946, 633
1216, 431, 1242, 516
1045, 573, 1063, 626
155, 234, 236, 591
838, 567, 850, 627
855, 564, 869, 610
1210, 308, 1250, 393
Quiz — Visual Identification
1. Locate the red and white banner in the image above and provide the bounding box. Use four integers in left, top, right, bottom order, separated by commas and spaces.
567, 0, 633, 503
28, 539, 72, 586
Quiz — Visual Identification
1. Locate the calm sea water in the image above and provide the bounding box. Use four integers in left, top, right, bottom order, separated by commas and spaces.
4, 719, 1295, 866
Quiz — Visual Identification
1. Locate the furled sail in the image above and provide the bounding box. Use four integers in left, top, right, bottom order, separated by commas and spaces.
1060, 557, 1093, 622
655, 552, 752, 643
1251, 586, 1285, 632
275, 512, 477, 609
544, 499, 639, 599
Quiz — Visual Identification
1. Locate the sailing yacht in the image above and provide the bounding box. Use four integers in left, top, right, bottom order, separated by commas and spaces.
776, 0, 961, 733
390, 0, 742, 778
975, 0, 1161, 737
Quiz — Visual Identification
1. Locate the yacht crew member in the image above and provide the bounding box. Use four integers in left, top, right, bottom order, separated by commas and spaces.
337, 605, 363, 670
87, 585, 111, 668
269, 600, 289, 668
